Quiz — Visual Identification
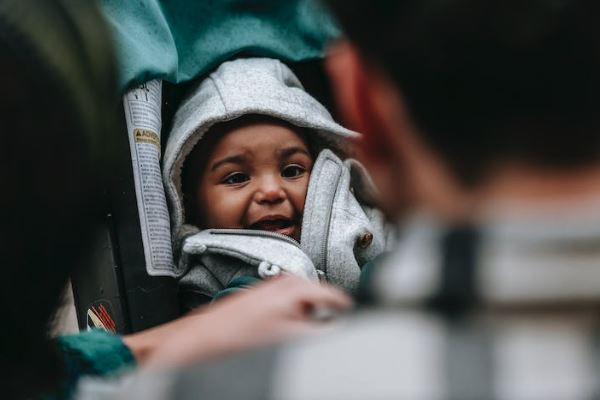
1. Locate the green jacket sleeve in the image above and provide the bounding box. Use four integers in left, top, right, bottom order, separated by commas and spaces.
213, 276, 261, 302
357, 253, 390, 305
46, 330, 135, 400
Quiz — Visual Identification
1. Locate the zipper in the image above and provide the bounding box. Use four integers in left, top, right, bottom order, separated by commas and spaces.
207, 228, 301, 248
317, 166, 343, 276
203, 228, 323, 282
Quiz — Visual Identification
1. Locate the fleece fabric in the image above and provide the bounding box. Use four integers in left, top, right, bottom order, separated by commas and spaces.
177, 150, 390, 301
163, 58, 389, 297
178, 228, 319, 304
300, 149, 390, 292
163, 57, 358, 243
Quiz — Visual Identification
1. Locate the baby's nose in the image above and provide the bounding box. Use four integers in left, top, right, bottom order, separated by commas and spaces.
255, 176, 286, 204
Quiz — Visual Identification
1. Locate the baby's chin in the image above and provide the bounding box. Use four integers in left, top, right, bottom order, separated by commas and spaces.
272, 224, 296, 238
260, 224, 299, 241
287, 224, 302, 242
290, 226, 301, 242
247, 218, 300, 241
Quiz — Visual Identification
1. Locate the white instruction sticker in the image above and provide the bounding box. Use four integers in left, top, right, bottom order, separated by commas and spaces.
123, 80, 175, 276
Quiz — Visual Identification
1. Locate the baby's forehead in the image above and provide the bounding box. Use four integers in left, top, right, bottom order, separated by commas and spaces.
206, 116, 310, 156
183, 114, 314, 180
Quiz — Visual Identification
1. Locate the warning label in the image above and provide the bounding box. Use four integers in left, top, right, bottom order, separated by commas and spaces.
134, 129, 160, 147
123, 81, 175, 276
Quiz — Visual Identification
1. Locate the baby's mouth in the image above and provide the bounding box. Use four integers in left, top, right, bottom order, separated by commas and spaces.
249, 217, 297, 238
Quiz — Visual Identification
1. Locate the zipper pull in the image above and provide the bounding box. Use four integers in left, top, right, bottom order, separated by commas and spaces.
258, 261, 282, 278
316, 269, 326, 282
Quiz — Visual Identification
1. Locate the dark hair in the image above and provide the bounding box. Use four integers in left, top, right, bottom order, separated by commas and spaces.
0, 1, 117, 396
0, 53, 82, 399
0, 42, 101, 398
326, 0, 600, 185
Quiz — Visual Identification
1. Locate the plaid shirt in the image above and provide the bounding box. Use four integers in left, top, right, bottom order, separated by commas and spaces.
79, 210, 600, 400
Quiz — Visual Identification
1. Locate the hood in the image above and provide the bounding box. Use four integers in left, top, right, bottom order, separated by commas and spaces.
163, 57, 359, 236
301, 149, 390, 292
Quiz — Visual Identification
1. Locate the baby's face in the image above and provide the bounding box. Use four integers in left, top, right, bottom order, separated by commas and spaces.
195, 121, 312, 241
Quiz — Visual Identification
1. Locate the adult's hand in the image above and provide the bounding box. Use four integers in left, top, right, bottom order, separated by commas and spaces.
123, 276, 352, 369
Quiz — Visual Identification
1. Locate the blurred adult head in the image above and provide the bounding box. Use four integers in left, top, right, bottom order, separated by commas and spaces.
325, 0, 600, 220
0, 1, 117, 396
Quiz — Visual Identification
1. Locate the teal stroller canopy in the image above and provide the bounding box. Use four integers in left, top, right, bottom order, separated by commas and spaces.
99, 0, 340, 90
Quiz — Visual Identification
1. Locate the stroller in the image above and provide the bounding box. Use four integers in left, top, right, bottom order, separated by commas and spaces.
71, 0, 341, 334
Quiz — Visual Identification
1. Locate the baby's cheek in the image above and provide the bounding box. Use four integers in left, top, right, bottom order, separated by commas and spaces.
211, 190, 249, 228
292, 177, 310, 213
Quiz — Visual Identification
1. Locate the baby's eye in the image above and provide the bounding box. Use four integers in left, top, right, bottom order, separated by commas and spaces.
282, 165, 305, 178
222, 172, 249, 185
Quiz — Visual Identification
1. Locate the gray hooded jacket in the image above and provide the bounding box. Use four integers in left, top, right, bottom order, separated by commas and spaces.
162, 58, 390, 301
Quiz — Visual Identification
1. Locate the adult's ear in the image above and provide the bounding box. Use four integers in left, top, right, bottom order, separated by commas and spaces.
325, 40, 365, 134
326, 41, 477, 221
326, 41, 410, 167
326, 41, 414, 217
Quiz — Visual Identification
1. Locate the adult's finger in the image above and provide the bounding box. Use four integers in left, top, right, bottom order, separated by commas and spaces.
265, 275, 353, 313
294, 280, 353, 310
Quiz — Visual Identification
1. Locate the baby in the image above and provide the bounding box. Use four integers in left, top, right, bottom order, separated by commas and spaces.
163, 58, 389, 309
183, 115, 312, 243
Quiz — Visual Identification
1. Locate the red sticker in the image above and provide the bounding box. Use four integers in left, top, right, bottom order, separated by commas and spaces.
87, 301, 117, 333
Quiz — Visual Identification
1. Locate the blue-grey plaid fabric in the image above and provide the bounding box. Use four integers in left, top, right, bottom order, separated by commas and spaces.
78, 210, 600, 400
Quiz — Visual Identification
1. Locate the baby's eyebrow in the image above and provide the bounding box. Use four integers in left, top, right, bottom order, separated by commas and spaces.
278, 146, 311, 160
210, 154, 247, 172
